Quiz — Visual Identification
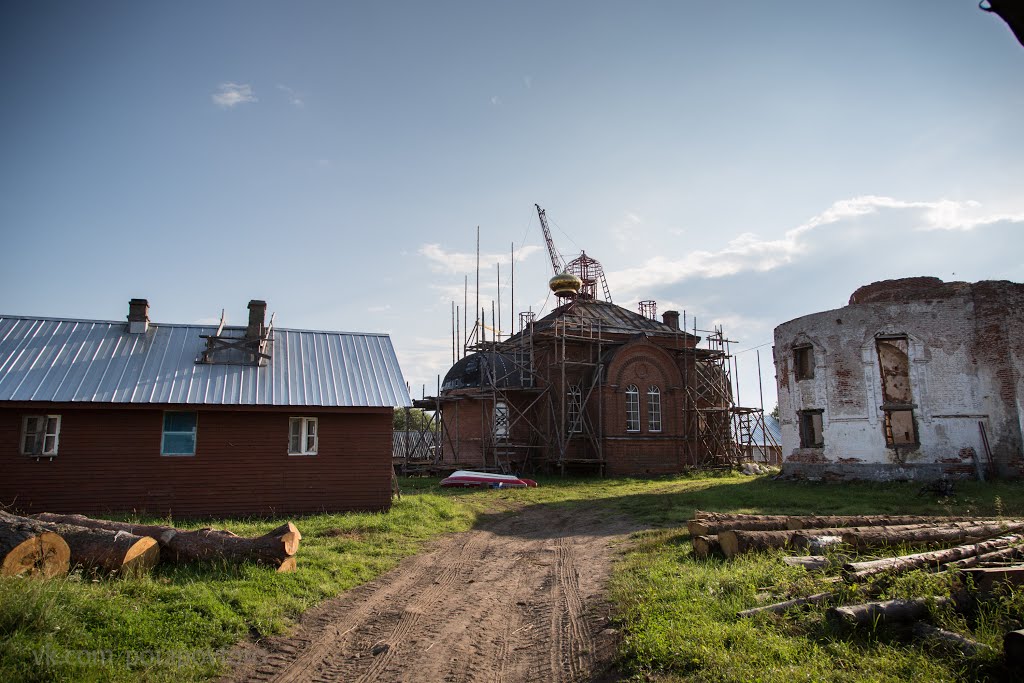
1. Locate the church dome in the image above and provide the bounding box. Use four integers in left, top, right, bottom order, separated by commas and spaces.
549, 271, 582, 298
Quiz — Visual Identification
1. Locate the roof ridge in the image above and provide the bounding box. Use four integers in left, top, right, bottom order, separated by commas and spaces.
0, 315, 389, 337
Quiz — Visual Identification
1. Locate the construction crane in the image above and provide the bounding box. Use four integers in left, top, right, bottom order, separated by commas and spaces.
534, 203, 613, 303
535, 203, 565, 276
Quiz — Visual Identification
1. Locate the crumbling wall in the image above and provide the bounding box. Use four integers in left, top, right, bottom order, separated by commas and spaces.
774, 277, 1024, 480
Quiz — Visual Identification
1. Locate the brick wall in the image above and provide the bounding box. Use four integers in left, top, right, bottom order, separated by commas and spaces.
0, 405, 393, 517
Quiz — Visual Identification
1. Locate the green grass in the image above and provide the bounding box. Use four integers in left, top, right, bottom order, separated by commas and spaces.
0, 493, 474, 682
3, 472, 1024, 681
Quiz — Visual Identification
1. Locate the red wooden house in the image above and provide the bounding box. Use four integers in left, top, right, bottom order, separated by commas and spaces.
0, 299, 410, 517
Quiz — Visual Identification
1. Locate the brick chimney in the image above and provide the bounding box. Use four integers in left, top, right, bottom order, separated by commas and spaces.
246, 300, 267, 339
127, 298, 149, 334
662, 310, 680, 331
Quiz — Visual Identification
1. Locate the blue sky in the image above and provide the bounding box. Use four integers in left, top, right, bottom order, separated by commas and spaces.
2, 1, 1022, 408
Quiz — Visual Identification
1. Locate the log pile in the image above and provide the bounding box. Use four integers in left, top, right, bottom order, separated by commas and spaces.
686, 511, 1023, 665
0, 510, 301, 578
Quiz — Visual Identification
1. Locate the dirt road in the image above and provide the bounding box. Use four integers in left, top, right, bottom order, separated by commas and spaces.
224, 502, 641, 683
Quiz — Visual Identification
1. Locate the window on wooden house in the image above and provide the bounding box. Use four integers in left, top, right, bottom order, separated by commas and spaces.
625, 385, 640, 432
289, 417, 319, 455
794, 346, 814, 380
21, 415, 61, 456
567, 385, 583, 433
161, 412, 197, 455
648, 386, 662, 432
798, 410, 824, 448
493, 401, 509, 438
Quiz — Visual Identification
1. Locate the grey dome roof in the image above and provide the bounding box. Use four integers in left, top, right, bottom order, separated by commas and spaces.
441, 352, 526, 392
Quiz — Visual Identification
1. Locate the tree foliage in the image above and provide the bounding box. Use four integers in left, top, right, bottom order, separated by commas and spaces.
393, 408, 437, 432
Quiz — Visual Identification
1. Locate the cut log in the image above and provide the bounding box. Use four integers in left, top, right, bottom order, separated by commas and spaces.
827, 597, 951, 628
1006, 629, 1024, 669
962, 565, 1024, 595
688, 515, 792, 536
913, 623, 991, 656
781, 556, 830, 571
737, 591, 835, 618
0, 511, 70, 578
32, 513, 300, 571
946, 542, 1024, 570
841, 522, 1024, 551
691, 535, 722, 558
843, 534, 1023, 582
786, 515, 981, 531
718, 528, 848, 558
33, 522, 159, 575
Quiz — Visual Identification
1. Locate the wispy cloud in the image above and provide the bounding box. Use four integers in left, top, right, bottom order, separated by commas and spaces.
610, 212, 642, 249
490, 95, 502, 106
608, 195, 1024, 295
419, 244, 541, 274
212, 83, 257, 108
523, 75, 533, 89
277, 84, 304, 108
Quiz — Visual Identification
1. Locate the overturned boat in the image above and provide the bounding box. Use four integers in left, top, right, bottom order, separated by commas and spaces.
439, 470, 538, 488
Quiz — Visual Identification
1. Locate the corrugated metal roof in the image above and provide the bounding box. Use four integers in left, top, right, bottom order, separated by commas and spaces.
0, 316, 411, 408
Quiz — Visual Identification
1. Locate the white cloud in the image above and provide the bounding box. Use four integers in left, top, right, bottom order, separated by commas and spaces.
419, 244, 541, 274
490, 95, 501, 106
523, 75, 533, 89
277, 84, 304, 108
608, 195, 1024, 296
610, 212, 642, 248
212, 83, 257, 108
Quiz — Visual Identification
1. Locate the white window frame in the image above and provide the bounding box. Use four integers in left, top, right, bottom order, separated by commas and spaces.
648, 385, 662, 433
22, 415, 61, 456
625, 385, 640, 433
289, 417, 319, 455
161, 411, 197, 456
493, 401, 509, 438
568, 385, 583, 433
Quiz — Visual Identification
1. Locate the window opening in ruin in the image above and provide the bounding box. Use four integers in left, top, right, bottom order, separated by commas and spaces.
794, 346, 814, 380
883, 409, 917, 447
798, 410, 824, 448
625, 385, 640, 432
648, 385, 662, 432
875, 335, 917, 446
494, 401, 509, 438
567, 385, 583, 433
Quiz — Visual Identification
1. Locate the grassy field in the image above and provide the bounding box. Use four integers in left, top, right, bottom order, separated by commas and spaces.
2, 472, 1024, 681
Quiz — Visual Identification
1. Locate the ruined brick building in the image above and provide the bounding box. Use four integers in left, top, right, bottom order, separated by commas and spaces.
774, 277, 1024, 480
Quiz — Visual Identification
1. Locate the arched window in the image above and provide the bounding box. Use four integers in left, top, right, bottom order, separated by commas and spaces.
494, 401, 509, 438
648, 385, 662, 432
568, 385, 583, 433
625, 385, 640, 432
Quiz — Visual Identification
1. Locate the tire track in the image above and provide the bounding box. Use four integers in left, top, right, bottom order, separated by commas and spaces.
222, 504, 643, 683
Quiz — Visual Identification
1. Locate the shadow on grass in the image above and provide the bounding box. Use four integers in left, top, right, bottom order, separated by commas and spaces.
428, 473, 1024, 541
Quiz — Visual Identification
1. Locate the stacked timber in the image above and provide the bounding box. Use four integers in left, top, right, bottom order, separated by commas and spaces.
687, 511, 1024, 560
34, 513, 301, 572
0, 510, 301, 578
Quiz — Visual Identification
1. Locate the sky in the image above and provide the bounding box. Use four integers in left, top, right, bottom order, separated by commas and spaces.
1, 1, 1023, 410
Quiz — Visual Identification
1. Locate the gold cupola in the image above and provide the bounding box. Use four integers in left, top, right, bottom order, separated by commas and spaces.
549, 271, 583, 298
